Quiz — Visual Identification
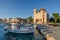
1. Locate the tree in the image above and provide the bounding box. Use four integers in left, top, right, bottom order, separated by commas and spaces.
49, 17, 55, 22
57, 16, 60, 23
52, 13, 59, 23
28, 16, 33, 23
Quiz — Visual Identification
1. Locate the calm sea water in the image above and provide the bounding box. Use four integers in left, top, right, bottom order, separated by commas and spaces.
0, 23, 44, 40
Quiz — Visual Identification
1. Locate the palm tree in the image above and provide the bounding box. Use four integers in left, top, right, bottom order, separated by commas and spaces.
52, 13, 59, 23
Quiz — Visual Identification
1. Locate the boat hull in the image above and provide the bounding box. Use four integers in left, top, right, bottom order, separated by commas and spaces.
8, 29, 34, 34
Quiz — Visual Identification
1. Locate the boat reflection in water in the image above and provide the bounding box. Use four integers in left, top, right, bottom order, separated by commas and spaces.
4, 32, 35, 40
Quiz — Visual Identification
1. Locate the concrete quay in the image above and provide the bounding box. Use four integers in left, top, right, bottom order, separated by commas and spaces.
36, 24, 60, 40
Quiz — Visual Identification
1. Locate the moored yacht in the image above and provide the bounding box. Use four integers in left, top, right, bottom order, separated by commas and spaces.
4, 18, 34, 34
8, 23, 34, 34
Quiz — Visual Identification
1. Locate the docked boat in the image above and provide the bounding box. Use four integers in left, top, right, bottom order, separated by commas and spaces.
4, 18, 34, 34
5, 23, 34, 34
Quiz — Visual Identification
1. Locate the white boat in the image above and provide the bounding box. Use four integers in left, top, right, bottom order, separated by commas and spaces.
5, 23, 34, 34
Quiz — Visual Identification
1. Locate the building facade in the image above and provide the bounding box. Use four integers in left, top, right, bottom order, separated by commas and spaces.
34, 8, 49, 24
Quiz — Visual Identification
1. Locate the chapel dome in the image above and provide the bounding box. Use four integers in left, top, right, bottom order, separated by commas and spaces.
39, 8, 46, 12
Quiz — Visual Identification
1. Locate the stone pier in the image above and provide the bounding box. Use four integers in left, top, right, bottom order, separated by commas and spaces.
36, 24, 60, 40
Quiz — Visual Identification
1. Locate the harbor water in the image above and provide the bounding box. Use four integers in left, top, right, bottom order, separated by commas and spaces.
0, 23, 44, 40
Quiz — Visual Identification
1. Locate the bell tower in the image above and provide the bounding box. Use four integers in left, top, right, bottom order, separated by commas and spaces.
34, 8, 38, 24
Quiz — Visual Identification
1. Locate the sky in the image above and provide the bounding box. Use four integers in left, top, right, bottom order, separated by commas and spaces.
0, 0, 60, 18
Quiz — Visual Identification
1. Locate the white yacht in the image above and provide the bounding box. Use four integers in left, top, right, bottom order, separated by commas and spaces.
5, 23, 34, 34
4, 18, 34, 34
